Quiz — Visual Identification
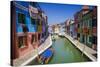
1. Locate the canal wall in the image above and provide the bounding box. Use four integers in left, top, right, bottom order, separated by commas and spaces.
13, 35, 52, 66
58, 33, 97, 62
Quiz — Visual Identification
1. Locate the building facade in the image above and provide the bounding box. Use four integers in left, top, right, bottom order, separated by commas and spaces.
51, 24, 60, 35
74, 5, 97, 50
74, 12, 79, 39
69, 20, 75, 37
82, 10, 93, 48
65, 19, 70, 35
11, 1, 49, 65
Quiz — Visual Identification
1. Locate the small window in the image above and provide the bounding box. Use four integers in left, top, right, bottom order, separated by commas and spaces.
38, 33, 40, 40
88, 19, 92, 27
92, 19, 97, 27
23, 26, 29, 33
89, 36, 92, 43
31, 18, 36, 25
31, 34, 37, 44
78, 33, 80, 37
78, 24, 80, 28
84, 21, 87, 27
92, 36, 97, 44
42, 33, 44, 38
18, 36, 24, 48
31, 34, 35, 44
18, 13, 26, 24
37, 19, 41, 25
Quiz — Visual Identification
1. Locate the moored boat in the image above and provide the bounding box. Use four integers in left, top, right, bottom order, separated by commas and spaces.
37, 48, 54, 64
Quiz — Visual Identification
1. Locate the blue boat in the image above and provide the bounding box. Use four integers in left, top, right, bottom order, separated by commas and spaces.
38, 48, 54, 64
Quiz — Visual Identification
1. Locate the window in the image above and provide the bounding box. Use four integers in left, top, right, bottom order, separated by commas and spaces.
92, 19, 97, 27
38, 33, 40, 40
84, 21, 87, 27
18, 13, 26, 24
37, 19, 41, 25
23, 26, 29, 33
88, 19, 92, 28
78, 24, 80, 28
89, 20, 91, 27
82, 22, 84, 28
92, 36, 97, 44
31, 34, 35, 44
77, 33, 80, 37
31, 18, 36, 25
80, 22, 83, 28
89, 36, 92, 43
87, 20, 89, 27
82, 35, 85, 43
18, 36, 24, 48
42, 33, 43, 38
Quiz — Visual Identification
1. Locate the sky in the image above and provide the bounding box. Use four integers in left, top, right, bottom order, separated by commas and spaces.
38, 2, 83, 25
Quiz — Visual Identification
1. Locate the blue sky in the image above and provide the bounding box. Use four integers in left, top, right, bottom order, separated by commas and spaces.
38, 2, 84, 25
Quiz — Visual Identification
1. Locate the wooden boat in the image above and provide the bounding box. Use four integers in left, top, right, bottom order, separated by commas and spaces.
37, 48, 54, 64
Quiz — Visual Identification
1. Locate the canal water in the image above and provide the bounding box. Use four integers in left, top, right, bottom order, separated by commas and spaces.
28, 35, 91, 65
49, 36, 91, 64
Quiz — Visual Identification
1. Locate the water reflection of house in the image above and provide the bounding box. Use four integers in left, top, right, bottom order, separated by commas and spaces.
11, 1, 49, 65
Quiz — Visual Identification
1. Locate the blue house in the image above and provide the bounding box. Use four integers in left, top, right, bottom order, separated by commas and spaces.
11, 1, 49, 65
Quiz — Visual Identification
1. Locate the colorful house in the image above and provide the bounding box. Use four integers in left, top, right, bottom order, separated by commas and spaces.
11, 1, 48, 65
82, 9, 93, 48
74, 5, 97, 50
74, 12, 79, 39
65, 19, 70, 35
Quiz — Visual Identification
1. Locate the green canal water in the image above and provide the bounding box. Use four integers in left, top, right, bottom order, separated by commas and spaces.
49, 36, 91, 64
28, 36, 91, 65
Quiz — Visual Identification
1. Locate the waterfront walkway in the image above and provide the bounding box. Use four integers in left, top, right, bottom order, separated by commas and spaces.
59, 32, 97, 62
13, 35, 52, 66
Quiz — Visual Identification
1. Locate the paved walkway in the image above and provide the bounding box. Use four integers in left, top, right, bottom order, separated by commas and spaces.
59, 32, 97, 62
13, 35, 52, 66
